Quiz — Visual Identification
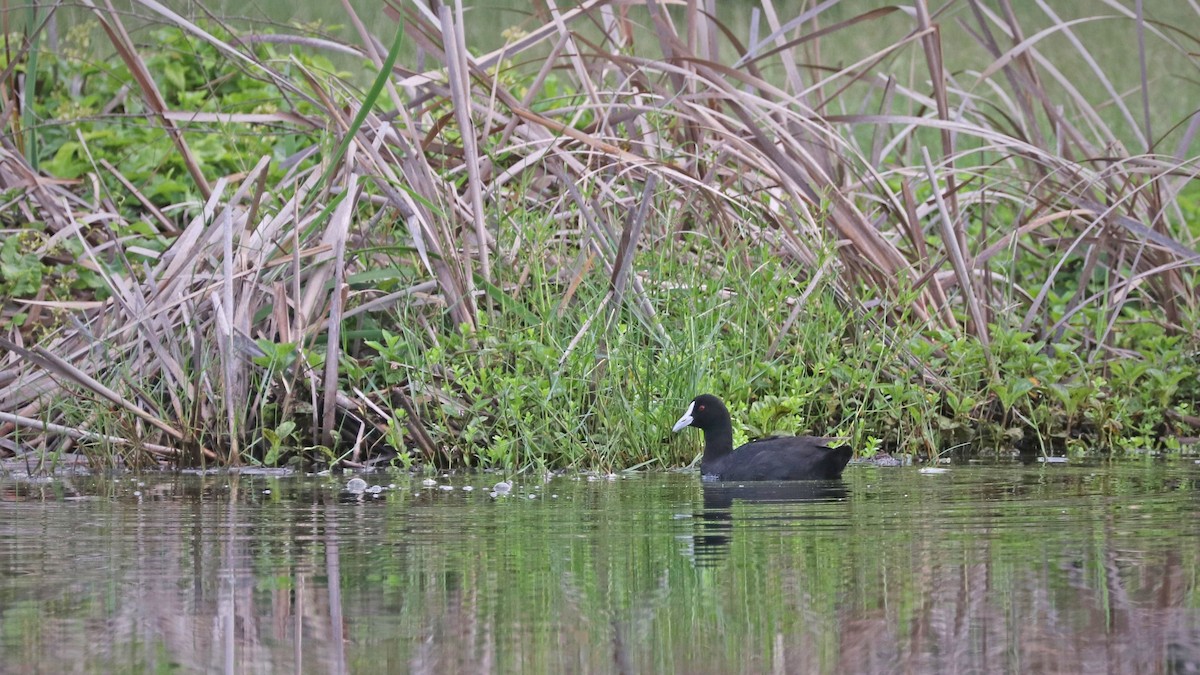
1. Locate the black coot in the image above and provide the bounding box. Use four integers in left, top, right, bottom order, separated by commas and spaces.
672, 394, 853, 481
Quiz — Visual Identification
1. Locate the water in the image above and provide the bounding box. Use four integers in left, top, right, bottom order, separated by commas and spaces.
1, 464, 1198, 673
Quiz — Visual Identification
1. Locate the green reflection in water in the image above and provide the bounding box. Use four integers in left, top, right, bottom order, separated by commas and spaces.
1, 465, 1198, 673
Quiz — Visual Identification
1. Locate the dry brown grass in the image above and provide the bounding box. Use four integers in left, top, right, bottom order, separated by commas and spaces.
1, 0, 1197, 466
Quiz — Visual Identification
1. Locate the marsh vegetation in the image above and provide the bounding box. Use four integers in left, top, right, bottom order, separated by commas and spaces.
1, 0, 1198, 471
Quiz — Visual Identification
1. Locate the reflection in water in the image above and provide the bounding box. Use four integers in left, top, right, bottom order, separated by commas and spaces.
691, 480, 848, 566
0, 467, 1198, 673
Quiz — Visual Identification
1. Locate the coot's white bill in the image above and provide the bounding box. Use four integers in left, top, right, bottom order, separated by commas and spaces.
671, 401, 695, 432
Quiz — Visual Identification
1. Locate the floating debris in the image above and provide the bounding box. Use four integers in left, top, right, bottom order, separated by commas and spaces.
462, 486, 474, 492
919, 467, 950, 474
346, 477, 368, 494
439, 485, 454, 491
421, 478, 439, 487
859, 453, 903, 467
367, 485, 383, 494
493, 481, 512, 495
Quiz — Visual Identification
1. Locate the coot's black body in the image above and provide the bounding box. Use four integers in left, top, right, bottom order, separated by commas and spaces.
672, 394, 853, 481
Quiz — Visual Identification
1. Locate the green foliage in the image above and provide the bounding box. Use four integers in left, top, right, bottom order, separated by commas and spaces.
344, 201, 1200, 468
259, 420, 297, 467
34, 24, 329, 205
0, 234, 43, 297
0, 231, 106, 334
5, 22, 330, 333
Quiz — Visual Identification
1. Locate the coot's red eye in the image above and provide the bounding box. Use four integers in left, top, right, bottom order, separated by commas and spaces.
698, 405, 705, 411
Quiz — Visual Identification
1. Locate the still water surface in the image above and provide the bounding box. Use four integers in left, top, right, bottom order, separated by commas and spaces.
1, 464, 1198, 673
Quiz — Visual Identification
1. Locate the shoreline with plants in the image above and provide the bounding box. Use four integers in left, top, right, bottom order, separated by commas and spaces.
1, 2, 1198, 472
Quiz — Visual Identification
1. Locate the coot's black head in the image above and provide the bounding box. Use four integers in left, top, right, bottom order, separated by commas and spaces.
671, 394, 730, 433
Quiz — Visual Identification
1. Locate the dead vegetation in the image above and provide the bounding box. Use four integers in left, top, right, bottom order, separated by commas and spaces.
1, 0, 1198, 468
